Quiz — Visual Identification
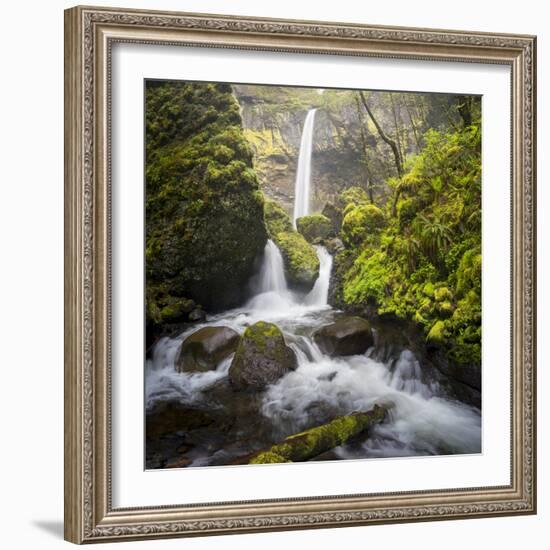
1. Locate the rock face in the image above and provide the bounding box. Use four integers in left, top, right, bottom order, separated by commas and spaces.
273, 231, 320, 292
176, 326, 240, 373
145, 81, 268, 321
233, 85, 368, 213
322, 202, 343, 234
296, 214, 334, 243
314, 316, 374, 357
229, 321, 297, 391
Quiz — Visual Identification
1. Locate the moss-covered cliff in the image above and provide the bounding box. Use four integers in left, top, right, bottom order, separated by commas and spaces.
331, 122, 482, 379
145, 81, 267, 327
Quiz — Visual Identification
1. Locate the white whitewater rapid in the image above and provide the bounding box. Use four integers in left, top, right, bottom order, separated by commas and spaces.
292, 109, 317, 226
145, 105, 481, 467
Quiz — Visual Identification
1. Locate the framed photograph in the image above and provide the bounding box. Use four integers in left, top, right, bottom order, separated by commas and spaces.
64, 5, 537, 544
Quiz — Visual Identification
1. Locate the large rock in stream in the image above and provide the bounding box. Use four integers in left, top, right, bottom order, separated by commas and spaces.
313, 316, 374, 357
229, 321, 297, 391
176, 326, 240, 373
274, 231, 320, 292
296, 214, 334, 243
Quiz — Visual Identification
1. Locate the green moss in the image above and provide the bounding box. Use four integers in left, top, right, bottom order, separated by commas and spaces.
340, 186, 369, 207
274, 231, 320, 291
456, 248, 482, 296
249, 406, 387, 464
296, 214, 333, 242
434, 286, 453, 302
343, 249, 393, 306
397, 197, 421, 227
264, 200, 293, 237
159, 297, 195, 323
341, 204, 386, 247
145, 81, 268, 319
437, 300, 454, 317
422, 282, 436, 297
241, 321, 282, 352
249, 451, 287, 464
427, 320, 447, 343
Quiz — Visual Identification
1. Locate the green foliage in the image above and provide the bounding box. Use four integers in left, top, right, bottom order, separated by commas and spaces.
339, 186, 370, 207
264, 200, 293, 237
341, 204, 386, 247
296, 214, 334, 243
145, 81, 267, 319
337, 123, 482, 368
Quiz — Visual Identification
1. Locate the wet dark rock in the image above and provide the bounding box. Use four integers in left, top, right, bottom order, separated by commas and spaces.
229, 321, 297, 391
325, 237, 345, 255
164, 456, 193, 469
188, 308, 207, 322
146, 401, 217, 439
431, 350, 482, 392
176, 326, 239, 373
313, 316, 374, 357
322, 202, 343, 234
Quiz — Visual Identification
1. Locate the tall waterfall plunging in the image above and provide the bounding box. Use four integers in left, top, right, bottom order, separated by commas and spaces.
293, 109, 317, 226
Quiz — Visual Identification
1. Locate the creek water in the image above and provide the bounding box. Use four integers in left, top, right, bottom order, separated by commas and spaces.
146, 239, 481, 468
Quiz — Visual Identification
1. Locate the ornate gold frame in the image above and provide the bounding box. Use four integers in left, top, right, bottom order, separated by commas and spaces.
64, 5, 537, 544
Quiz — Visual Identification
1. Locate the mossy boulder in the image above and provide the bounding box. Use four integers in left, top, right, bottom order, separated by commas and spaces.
145, 81, 268, 316
273, 231, 320, 292
313, 316, 374, 357
264, 199, 293, 238
229, 321, 297, 391
296, 214, 334, 243
176, 326, 240, 373
341, 204, 386, 247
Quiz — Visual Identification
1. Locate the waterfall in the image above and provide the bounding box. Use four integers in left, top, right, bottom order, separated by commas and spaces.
293, 109, 317, 226
256, 239, 288, 294
305, 246, 333, 306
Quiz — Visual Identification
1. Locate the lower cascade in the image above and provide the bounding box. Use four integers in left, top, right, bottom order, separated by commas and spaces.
145, 236, 481, 468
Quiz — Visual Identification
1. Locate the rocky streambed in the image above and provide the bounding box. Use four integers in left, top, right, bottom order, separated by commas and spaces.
145, 301, 481, 469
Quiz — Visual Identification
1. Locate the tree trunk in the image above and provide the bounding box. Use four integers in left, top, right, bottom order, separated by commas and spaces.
389, 93, 405, 163
354, 93, 375, 202
359, 91, 403, 178
405, 101, 421, 150
457, 95, 473, 127
246, 405, 388, 464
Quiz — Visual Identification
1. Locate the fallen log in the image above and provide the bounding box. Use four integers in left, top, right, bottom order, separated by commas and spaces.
248, 404, 388, 464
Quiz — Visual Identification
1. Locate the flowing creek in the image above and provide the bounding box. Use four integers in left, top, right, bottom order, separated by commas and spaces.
146, 240, 481, 468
